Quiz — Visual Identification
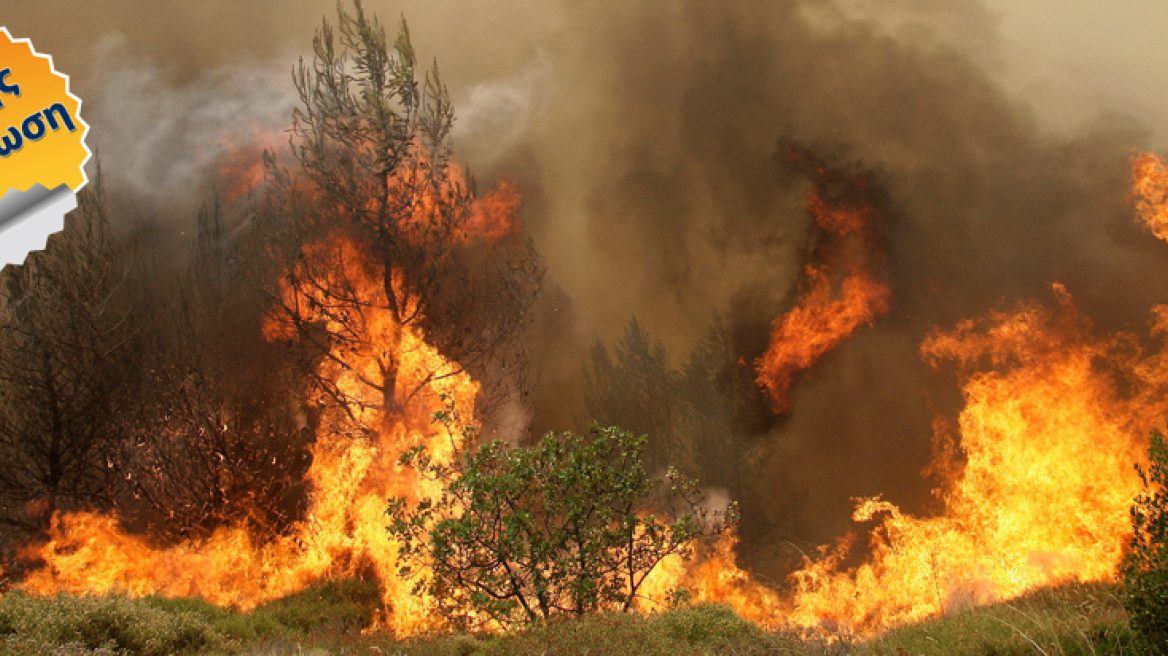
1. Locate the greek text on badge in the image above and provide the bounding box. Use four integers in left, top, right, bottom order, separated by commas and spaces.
0, 27, 90, 268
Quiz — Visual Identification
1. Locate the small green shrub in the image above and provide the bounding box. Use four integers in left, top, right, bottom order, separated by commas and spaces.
0, 578, 382, 654
0, 591, 228, 655
652, 602, 759, 647
249, 577, 381, 634
1122, 432, 1168, 653
142, 594, 283, 643
390, 407, 735, 630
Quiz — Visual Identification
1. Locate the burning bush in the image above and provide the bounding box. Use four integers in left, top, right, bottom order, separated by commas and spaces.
15, 2, 539, 635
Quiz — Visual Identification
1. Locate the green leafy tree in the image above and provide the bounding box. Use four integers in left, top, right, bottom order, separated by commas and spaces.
1122, 432, 1168, 651
389, 403, 736, 629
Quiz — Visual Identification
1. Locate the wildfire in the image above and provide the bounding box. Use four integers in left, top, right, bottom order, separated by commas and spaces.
670, 285, 1165, 640
649, 533, 786, 626
464, 177, 522, 245
14, 104, 1168, 644
784, 284, 1158, 636
661, 152, 1168, 639
26, 308, 476, 634
756, 154, 891, 412
213, 126, 287, 208
20, 154, 522, 636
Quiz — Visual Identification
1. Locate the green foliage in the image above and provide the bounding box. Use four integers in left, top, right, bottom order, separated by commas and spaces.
250, 604, 799, 656
247, 578, 381, 635
0, 581, 1134, 656
139, 595, 259, 640
0, 579, 383, 654
652, 603, 761, 649
1122, 431, 1168, 652
461, 605, 787, 656
389, 404, 735, 629
866, 582, 1132, 656
0, 591, 229, 655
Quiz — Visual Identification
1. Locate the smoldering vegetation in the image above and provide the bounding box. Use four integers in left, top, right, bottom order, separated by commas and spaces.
3, 0, 1167, 590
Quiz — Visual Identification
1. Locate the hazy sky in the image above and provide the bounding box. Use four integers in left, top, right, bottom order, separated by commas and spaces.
7, 1, 1168, 144
984, 0, 1168, 142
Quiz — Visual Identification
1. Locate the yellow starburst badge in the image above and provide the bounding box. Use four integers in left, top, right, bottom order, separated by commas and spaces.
0, 27, 90, 267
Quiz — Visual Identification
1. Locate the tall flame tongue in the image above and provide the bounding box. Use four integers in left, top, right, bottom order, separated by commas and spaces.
668, 287, 1164, 638
756, 152, 891, 412
23, 262, 477, 635
21, 162, 521, 636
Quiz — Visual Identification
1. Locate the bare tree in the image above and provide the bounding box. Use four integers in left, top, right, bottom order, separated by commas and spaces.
0, 180, 142, 542
120, 203, 312, 539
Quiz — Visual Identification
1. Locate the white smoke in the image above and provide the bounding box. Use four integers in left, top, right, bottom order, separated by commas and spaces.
452, 54, 551, 170
83, 33, 296, 211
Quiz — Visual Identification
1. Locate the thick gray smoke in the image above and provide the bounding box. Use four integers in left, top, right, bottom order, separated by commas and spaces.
10, 0, 1168, 583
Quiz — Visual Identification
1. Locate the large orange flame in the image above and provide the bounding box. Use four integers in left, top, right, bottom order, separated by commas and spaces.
25, 303, 476, 636
784, 285, 1163, 637
671, 284, 1165, 640
665, 152, 1168, 639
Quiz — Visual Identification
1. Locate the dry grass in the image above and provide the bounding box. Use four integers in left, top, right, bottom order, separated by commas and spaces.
0, 580, 1137, 656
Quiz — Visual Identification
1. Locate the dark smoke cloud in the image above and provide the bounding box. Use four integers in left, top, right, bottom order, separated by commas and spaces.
11, 0, 1168, 583
514, 2, 1168, 579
